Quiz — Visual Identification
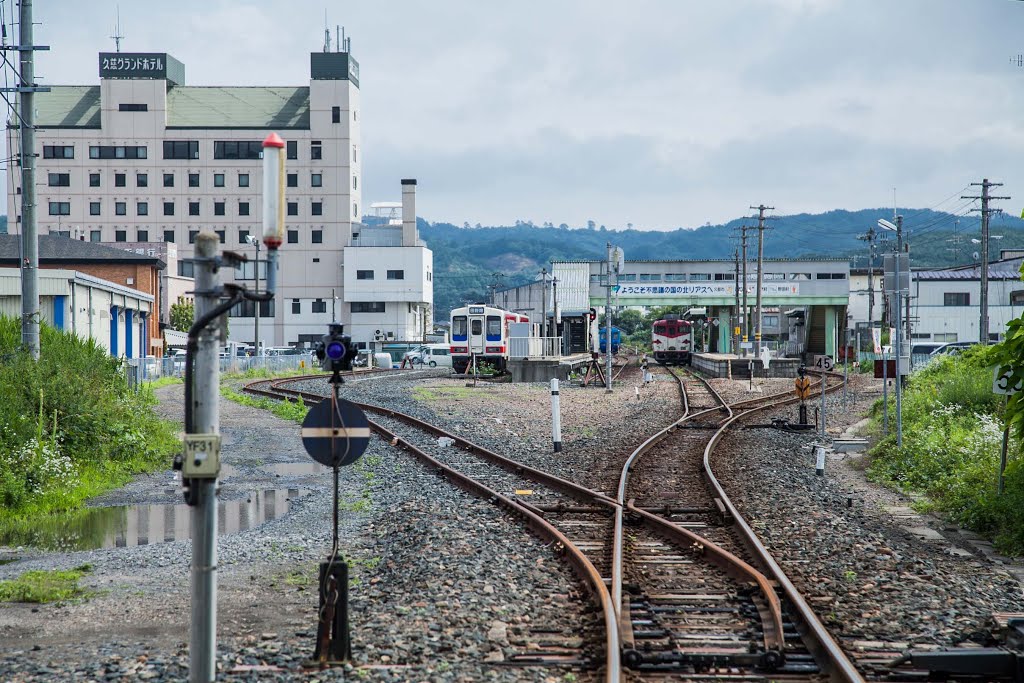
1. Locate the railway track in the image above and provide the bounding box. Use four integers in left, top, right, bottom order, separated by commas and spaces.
241, 368, 901, 681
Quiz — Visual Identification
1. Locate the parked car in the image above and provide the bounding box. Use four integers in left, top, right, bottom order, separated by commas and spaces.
929, 341, 977, 357
910, 342, 947, 356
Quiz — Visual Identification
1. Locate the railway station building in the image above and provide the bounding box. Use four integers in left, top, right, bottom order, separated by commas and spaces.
498, 258, 851, 359
6, 44, 433, 350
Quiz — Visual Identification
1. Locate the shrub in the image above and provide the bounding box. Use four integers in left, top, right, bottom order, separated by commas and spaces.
0, 317, 178, 514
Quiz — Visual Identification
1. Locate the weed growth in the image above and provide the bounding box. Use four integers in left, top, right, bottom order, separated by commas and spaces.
0, 564, 93, 603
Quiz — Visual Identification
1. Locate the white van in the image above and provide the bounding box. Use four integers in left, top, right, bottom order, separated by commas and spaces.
414, 343, 452, 367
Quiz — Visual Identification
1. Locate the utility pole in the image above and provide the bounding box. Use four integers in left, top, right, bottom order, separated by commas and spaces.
16, 0, 46, 358
733, 225, 754, 348
605, 243, 614, 392
858, 226, 877, 331
750, 204, 773, 347
733, 247, 740, 354
963, 179, 1010, 345
539, 268, 548, 340
552, 276, 560, 354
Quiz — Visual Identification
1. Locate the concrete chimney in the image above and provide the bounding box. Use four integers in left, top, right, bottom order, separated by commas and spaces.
401, 179, 417, 246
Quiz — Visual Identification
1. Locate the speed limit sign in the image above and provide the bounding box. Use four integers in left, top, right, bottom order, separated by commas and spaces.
814, 355, 835, 372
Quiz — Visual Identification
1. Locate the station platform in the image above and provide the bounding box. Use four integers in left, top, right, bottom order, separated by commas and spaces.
692, 352, 801, 379
508, 353, 594, 383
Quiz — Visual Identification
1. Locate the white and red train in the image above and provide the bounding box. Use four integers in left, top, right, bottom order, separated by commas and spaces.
651, 314, 693, 365
450, 304, 529, 374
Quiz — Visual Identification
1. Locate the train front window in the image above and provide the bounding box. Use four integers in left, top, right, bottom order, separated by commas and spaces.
471, 319, 482, 335
486, 315, 501, 340
654, 324, 666, 335
453, 316, 467, 339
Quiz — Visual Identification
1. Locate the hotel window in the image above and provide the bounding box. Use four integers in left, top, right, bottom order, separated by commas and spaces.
311, 299, 327, 313
351, 302, 386, 313
189, 230, 198, 244
189, 201, 200, 216
944, 293, 970, 306
287, 230, 298, 244
43, 145, 74, 159
163, 202, 174, 216
89, 201, 101, 216
239, 229, 250, 244
164, 230, 175, 243
287, 173, 298, 188
47, 173, 70, 187
311, 173, 322, 187
115, 173, 126, 187
310, 141, 322, 160
214, 173, 225, 188
163, 173, 174, 187
189, 172, 200, 187
89, 173, 100, 187
291, 299, 301, 314
238, 201, 250, 216
163, 141, 199, 160
136, 173, 148, 187
353, 202, 358, 218
356, 270, 373, 280
352, 176, 357, 190
115, 202, 126, 216
115, 230, 127, 242
137, 201, 148, 216
287, 202, 298, 216
238, 173, 249, 188
90, 230, 102, 242
215, 230, 225, 244
332, 106, 341, 123
311, 230, 323, 244
90, 145, 146, 159
48, 201, 70, 216
387, 270, 405, 280
213, 141, 263, 160
286, 140, 297, 160
311, 201, 323, 216
178, 261, 195, 277
137, 229, 149, 242
214, 201, 225, 216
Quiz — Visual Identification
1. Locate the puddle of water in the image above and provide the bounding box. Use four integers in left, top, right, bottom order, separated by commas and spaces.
0, 489, 308, 552
265, 462, 328, 476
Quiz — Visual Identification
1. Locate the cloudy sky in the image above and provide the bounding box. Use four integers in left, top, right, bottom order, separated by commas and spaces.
8, 0, 1024, 229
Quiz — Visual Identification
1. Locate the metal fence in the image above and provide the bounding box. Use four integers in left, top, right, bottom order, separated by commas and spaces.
509, 337, 562, 359
125, 354, 316, 385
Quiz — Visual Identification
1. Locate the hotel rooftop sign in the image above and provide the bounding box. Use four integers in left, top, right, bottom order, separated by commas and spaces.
99, 52, 185, 85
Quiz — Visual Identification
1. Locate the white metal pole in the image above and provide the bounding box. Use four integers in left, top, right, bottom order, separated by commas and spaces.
191, 234, 220, 683
550, 378, 562, 452
894, 254, 904, 448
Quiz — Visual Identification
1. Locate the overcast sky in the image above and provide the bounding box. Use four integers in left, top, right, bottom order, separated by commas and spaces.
8, 0, 1024, 230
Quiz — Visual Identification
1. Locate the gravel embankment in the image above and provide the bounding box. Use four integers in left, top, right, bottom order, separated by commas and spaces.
717, 373, 1023, 657
0, 367, 669, 682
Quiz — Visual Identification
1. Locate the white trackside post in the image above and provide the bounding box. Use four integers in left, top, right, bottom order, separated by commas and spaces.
815, 444, 826, 476
551, 378, 562, 452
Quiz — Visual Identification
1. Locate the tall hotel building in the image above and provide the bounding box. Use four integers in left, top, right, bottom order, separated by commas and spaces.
7, 47, 432, 350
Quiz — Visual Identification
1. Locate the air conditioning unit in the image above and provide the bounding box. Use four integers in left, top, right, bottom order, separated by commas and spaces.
375, 329, 382, 336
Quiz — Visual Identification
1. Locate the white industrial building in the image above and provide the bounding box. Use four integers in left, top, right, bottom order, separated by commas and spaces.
910, 252, 1024, 345
7, 43, 433, 349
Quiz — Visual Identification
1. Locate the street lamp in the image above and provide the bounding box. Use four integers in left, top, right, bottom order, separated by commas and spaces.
246, 234, 261, 355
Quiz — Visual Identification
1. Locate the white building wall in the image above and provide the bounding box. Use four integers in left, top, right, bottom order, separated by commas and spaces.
912, 276, 1024, 343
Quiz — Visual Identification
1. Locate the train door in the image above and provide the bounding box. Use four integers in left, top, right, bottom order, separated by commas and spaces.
469, 315, 485, 354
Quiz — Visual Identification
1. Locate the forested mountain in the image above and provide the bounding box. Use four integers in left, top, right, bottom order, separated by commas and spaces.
416, 208, 1024, 320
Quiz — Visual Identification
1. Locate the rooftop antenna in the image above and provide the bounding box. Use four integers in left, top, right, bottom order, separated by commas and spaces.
893, 187, 897, 220
111, 6, 125, 52
323, 10, 330, 52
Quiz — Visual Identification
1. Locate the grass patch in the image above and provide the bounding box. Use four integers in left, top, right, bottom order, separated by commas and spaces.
146, 376, 183, 389
0, 564, 93, 603
866, 345, 1024, 555
221, 387, 308, 423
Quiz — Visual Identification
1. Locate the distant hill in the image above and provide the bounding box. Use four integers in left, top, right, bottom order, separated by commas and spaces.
416, 209, 1024, 320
